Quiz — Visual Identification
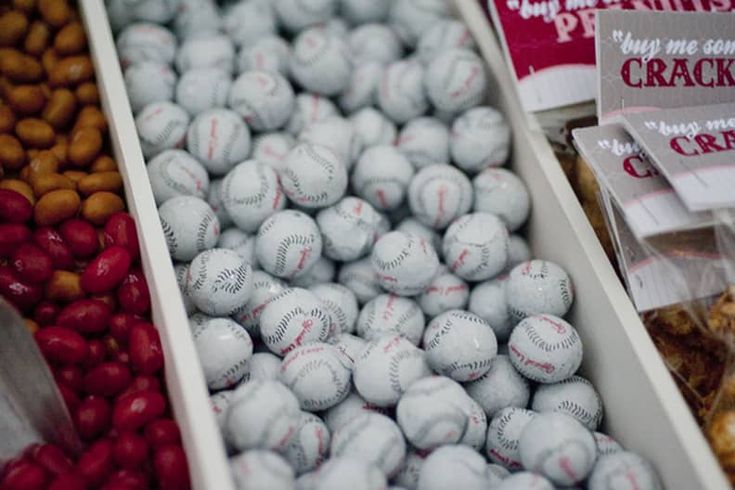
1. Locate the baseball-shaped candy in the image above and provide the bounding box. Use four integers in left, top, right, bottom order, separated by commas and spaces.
371, 231, 440, 296
393, 449, 428, 490
331, 412, 406, 477
281, 143, 348, 209
443, 212, 510, 281
189, 312, 213, 331
353, 335, 432, 407
469, 278, 512, 341
116, 22, 176, 67
309, 283, 359, 336
473, 168, 530, 232
176, 34, 235, 73
136, 102, 190, 159
338, 257, 381, 304
230, 450, 294, 490
290, 256, 336, 288
329, 333, 367, 368
339, 62, 383, 115
210, 390, 234, 432
174, 263, 196, 315
286, 93, 339, 135
237, 36, 291, 76
487, 464, 511, 486
223, 1, 276, 47
322, 391, 389, 432
423, 310, 498, 382
588, 452, 662, 490
186, 248, 254, 316
485, 407, 536, 470
418, 272, 470, 318
461, 396, 489, 450
192, 318, 253, 390
125, 62, 176, 113
299, 116, 359, 166
495, 472, 554, 490
395, 217, 442, 252
594, 432, 623, 457
229, 71, 295, 131
506, 260, 574, 322
225, 380, 301, 451
260, 288, 330, 355
532, 375, 603, 430
396, 376, 469, 450
251, 132, 296, 172
451, 106, 511, 173
222, 160, 285, 233
290, 27, 351, 96
218, 228, 257, 265
256, 210, 323, 279
396, 117, 450, 169
508, 314, 583, 383
274, 0, 336, 33
519, 412, 597, 486
417, 20, 476, 64
378, 60, 428, 123
316, 197, 381, 262
408, 164, 473, 229
425, 49, 487, 115
349, 107, 397, 149
465, 355, 530, 418
283, 412, 331, 474
280, 342, 351, 410
207, 178, 232, 228
507, 235, 532, 271
243, 352, 282, 382
158, 196, 219, 261
147, 149, 209, 205
187, 108, 251, 176
173, 0, 221, 40
417, 445, 492, 490
388, 0, 449, 46
175, 69, 231, 116
349, 24, 403, 65
356, 294, 425, 345
312, 457, 387, 490
232, 271, 286, 337
131, 0, 175, 24
352, 146, 414, 211
340, 0, 390, 24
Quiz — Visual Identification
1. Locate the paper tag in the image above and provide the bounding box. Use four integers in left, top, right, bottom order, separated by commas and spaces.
623, 102, 735, 211
596, 10, 735, 123
481, 0, 735, 113
572, 124, 712, 238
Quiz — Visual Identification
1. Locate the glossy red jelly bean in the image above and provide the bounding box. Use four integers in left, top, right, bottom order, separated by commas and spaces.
76, 439, 114, 487
74, 395, 112, 441
11, 243, 53, 284
117, 269, 150, 316
59, 218, 100, 258
84, 339, 107, 370
34, 300, 60, 325
109, 313, 143, 345
57, 298, 112, 334
120, 375, 161, 398
35, 326, 89, 364
0, 189, 33, 224
29, 444, 73, 476
104, 212, 140, 260
128, 322, 163, 375
101, 469, 148, 490
144, 419, 181, 448
84, 362, 132, 397
48, 472, 88, 490
113, 432, 149, 470
0, 223, 31, 257
80, 246, 132, 294
113, 390, 166, 432
1, 460, 48, 490
153, 444, 190, 490
58, 383, 80, 413
0, 264, 43, 312
55, 365, 84, 392
33, 227, 73, 269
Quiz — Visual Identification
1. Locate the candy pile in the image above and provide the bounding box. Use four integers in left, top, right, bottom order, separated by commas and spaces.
0, 1, 189, 488
112, 0, 662, 488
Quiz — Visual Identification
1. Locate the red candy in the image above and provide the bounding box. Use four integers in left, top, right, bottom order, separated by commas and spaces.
84, 362, 132, 397
108, 313, 143, 345
33, 227, 73, 270
11, 243, 53, 284
1, 460, 48, 490
128, 323, 163, 375
153, 444, 190, 490
59, 219, 99, 258
112, 391, 166, 432
29, 444, 74, 476
0, 189, 33, 224
120, 375, 161, 398
57, 299, 112, 334
101, 469, 148, 490
117, 268, 150, 316
58, 383, 80, 413
76, 439, 114, 487
103, 212, 140, 260
34, 301, 60, 325
0, 223, 31, 257
113, 432, 149, 470
48, 472, 88, 490
35, 326, 89, 364
80, 246, 132, 294
74, 396, 112, 441
55, 365, 84, 393
84, 339, 107, 370
0, 264, 44, 312
144, 418, 181, 448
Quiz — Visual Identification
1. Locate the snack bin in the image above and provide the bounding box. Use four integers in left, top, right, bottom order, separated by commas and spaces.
455, 1, 729, 488
77, 0, 234, 488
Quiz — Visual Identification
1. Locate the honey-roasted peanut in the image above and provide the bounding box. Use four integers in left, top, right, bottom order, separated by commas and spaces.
82, 191, 124, 225
34, 188, 80, 225
42, 88, 76, 128
49, 55, 93, 87
13, 0, 36, 14
0, 133, 26, 169
0, 48, 42, 82
24, 20, 50, 56
8, 84, 46, 115
27, 150, 59, 180
73, 105, 106, 133
0, 104, 16, 132
38, 0, 70, 28
45, 270, 83, 302
63, 169, 86, 183
0, 11, 29, 47
50, 135, 67, 163
41, 48, 58, 74
54, 21, 86, 56
78, 171, 122, 196
90, 155, 116, 172
16, 117, 55, 148
0, 178, 35, 204
68, 126, 102, 167
75, 82, 98, 105
31, 171, 75, 196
